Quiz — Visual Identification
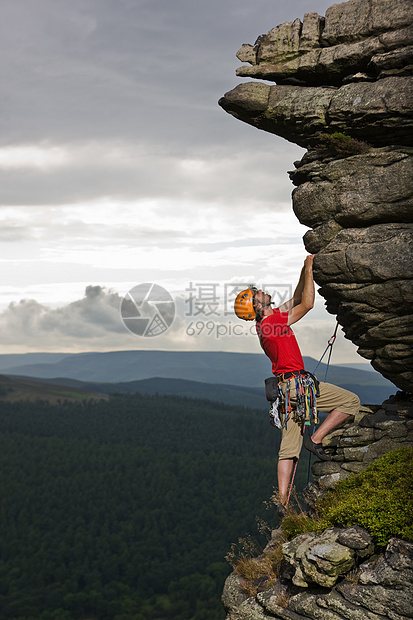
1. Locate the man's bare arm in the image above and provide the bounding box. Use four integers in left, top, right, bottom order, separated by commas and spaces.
279, 267, 305, 312
287, 255, 315, 325
279, 257, 311, 313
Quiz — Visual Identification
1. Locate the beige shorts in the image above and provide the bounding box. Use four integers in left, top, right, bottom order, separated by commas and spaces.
278, 380, 360, 461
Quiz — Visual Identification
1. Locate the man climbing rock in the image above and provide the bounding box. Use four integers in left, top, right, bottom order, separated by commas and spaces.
234, 255, 360, 512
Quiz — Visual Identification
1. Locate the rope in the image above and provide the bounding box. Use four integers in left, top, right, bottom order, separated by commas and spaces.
312, 320, 339, 382
306, 428, 313, 485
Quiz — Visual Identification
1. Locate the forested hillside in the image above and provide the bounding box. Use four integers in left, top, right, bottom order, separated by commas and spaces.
0, 394, 315, 620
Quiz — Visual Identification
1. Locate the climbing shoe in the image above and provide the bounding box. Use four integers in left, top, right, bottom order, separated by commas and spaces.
277, 503, 287, 520
304, 436, 332, 461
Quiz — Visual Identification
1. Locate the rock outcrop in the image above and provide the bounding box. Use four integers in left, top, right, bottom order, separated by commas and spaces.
223, 535, 413, 620
219, 0, 413, 392
282, 527, 365, 589
222, 396, 413, 619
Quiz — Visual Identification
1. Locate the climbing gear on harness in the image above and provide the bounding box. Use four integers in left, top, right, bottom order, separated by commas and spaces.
265, 370, 319, 430
269, 396, 282, 429
313, 320, 339, 382
234, 287, 257, 321
304, 435, 332, 461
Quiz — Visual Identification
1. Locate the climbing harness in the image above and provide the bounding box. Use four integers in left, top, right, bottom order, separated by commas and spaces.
265, 321, 339, 428
265, 370, 319, 430
312, 320, 339, 382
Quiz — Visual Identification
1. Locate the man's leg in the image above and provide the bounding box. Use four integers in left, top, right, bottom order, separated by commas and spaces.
311, 409, 350, 444
305, 382, 360, 459
277, 411, 303, 506
277, 458, 294, 505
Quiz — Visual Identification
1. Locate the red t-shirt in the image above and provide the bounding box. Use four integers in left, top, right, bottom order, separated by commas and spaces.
256, 308, 304, 375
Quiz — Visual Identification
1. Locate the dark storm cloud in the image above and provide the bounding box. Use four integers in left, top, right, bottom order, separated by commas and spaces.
0, 0, 334, 243
0, 286, 125, 345
1, 0, 259, 146
0, 0, 333, 206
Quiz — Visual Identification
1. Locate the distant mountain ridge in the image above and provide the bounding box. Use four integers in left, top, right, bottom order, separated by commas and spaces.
0, 350, 396, 405
0, 352, 75, 371
0, 374, 109, 405
2, 375, 266, 409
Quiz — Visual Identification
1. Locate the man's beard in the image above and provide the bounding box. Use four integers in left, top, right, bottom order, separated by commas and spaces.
255, 307, 264, 322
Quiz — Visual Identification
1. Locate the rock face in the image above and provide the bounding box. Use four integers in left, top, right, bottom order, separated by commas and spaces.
219, 0, 413, 392
221, 396, 413, 620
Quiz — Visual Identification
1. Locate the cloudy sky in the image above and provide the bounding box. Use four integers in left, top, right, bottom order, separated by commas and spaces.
0, 0, 366, 365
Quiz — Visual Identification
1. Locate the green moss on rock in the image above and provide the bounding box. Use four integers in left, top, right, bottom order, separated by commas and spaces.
316, 447, 413, 546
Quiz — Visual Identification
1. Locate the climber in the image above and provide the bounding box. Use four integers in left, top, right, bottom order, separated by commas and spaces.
234, 255, 360, 513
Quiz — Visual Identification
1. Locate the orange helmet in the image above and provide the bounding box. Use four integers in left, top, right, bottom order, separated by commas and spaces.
234, 287, 257, 321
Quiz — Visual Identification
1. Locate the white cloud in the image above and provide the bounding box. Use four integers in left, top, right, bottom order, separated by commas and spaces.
0, 286, 124, 349
0, 139, 304, 207
0, 145, 70, 170
0, 202, 309, 293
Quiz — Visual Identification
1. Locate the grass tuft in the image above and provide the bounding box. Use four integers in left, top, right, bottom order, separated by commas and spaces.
225, 534, 284, 597
276, 591, 291, 608
316, 131, 370, 156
